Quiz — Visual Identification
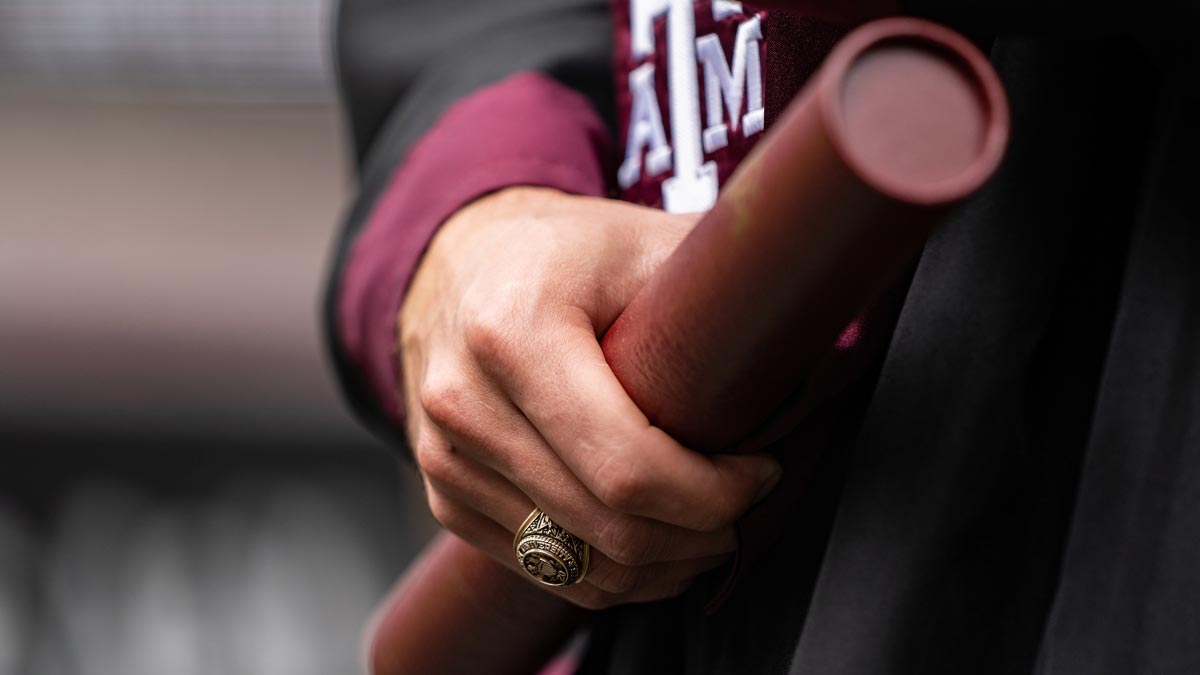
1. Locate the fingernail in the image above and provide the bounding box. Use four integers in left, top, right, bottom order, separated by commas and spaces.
753, 460, 782, 504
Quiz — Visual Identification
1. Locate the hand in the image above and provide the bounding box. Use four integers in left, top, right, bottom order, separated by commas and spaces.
399, 187, 782, 609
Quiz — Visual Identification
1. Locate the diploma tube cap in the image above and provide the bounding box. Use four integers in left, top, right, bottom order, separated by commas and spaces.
821, 17, 1009, 206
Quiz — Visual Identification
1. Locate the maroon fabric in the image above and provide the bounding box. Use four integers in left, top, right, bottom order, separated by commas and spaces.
754, 0, 900, 24
762, 11, 847, 127
337, 73, 612, 426
611, 3, 844, 208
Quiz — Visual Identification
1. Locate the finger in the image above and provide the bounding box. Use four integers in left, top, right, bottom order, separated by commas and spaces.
423, 372, 738, 564
423, 488, 715, 610
482, 315, 782, 532
422, 448, 732, 591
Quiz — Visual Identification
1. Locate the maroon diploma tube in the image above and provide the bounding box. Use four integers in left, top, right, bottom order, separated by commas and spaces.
601, 18, 1009, 452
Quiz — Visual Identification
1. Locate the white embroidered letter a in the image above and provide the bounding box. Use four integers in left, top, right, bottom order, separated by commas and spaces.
618, 63, 672, 189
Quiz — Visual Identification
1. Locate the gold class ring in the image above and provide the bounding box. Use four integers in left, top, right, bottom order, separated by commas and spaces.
513, 508, 591, 586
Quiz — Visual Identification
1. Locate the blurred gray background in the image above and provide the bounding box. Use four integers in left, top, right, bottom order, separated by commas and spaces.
0, 2, 434, 673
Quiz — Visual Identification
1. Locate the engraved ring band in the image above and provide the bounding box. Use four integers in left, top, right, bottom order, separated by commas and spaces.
513, 508, 591, 586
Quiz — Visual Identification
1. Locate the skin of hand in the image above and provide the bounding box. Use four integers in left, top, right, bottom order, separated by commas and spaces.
398, 186, 783, 610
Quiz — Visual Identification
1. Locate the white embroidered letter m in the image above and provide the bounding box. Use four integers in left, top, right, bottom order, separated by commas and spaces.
695, 16, 764, 153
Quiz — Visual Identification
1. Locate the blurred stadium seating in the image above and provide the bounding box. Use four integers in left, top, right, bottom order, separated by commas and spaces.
0, 3, 433, 673
0, 0, 331, 100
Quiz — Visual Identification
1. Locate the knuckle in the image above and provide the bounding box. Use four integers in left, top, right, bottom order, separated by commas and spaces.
593, 458, 650, 514
464, 308, 519, 366
413, 440, 456, 485
595, 516, 657, 567
418, 372, 472, 433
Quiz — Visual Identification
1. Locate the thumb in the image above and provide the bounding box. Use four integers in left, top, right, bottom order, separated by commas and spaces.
632, 209, 702, 284
590, 207, 702, 330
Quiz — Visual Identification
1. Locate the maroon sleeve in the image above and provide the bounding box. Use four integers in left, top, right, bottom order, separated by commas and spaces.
336, 72, 613, 428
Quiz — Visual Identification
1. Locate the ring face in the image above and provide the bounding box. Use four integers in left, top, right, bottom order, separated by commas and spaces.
514, 509, 590, 586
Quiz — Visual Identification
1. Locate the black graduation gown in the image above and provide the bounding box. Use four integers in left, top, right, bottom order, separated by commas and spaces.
327, 3, 1200, 672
